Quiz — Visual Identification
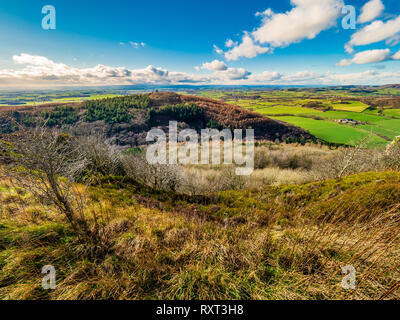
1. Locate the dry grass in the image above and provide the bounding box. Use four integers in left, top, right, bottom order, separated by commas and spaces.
0, 170, 399, 300
180, 142, 338, 193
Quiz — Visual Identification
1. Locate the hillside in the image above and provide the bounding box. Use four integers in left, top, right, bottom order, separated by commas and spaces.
0, 92, 314, 145
1, 91, 399, 301
0, 171, 399, 300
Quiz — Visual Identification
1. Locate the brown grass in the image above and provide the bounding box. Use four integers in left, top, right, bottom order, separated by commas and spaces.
0, 170, 399, 300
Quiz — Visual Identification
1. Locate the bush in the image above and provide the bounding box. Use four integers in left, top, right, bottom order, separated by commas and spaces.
120, 152, 184, 192
76, 136, 125, 180
254, 148, 313, 170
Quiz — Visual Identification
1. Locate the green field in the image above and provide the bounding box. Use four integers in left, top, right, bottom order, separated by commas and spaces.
270, 116, 387, 147
2, 87, 400, 147
195, 88, 400, 147
0, 90, 127, 106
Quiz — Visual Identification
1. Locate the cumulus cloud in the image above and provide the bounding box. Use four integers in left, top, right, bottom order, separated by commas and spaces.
249, 71, 283, 82
252, 0, 343, 48
358, 0, 384, 24
1, 53, 400, 87
0, 54, 253, 87
198, 60, 228, 71
222, 0, 343, 61
345, 16, 400, 53
14, 53, 61, 68
219, 68, 251, 80
225, 34, 269, 61
336, 49, 392, 66
1, 54, 199, 86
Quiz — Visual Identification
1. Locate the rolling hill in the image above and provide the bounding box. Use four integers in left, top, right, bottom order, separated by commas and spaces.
0, 92, 315, 145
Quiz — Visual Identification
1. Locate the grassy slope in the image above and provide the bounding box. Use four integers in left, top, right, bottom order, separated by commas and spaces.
1, 171, 399, 300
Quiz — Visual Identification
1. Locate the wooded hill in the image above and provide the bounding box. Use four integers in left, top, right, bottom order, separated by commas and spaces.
0, 92, 315, 146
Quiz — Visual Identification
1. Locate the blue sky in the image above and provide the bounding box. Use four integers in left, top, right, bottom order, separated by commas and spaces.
0, 0, 400, 87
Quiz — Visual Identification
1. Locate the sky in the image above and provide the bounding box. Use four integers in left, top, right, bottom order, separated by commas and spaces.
0, 0, 400, 88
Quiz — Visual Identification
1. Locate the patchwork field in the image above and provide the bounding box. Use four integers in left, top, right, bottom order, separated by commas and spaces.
193, 86, 400, 148
2, 86, 400, 148
0, 90, 126, 106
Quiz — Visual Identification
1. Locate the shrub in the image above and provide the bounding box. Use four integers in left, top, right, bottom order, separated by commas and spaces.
76, 136, 125, 180
120, 152, 184, 192
383, 137, 400, 171
254, 148, 313, 170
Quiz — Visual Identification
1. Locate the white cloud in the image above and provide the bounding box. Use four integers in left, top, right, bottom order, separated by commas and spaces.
199, 60, 228, 71
252, 0, 343, 48
222, 0, 343, 61
249, 71, 283, 82
213, 45, 223, 55
2, 53, 400, 87
225, 34, 269, 61
284, 70, 323, 82
13, 53, 60, 68
225, 39, 238, 48
326, 70, 381, 84
0, 54, 253, 87
255, 8, 273, 17
358, 0, 384, 24
336, 49, 392, 66
129, 41, 146, 48
219, 67, 251, 80
346, 16, 400, 52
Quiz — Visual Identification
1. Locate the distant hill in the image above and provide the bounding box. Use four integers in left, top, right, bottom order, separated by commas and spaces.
0, 92, 314, 145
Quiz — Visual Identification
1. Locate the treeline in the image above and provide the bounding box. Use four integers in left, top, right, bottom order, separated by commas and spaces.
43, 106, 79, 127
83, 95, 150, 124
0, 107, 79, 133
148, 103, 204, 125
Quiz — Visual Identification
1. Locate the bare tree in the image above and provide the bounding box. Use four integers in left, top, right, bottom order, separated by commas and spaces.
76, 135, 124, 179
312, 134, 383, 180
1, 126, 91, 237
384, 137, 400, 171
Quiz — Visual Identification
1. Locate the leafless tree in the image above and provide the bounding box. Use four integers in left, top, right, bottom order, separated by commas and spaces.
384, 138, 400, 171
312, 134, 384, 180
76, 135, 124, 180
1, 126, 92, 237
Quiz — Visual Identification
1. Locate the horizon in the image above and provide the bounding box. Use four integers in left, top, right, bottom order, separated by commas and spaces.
0, 83, 399, 94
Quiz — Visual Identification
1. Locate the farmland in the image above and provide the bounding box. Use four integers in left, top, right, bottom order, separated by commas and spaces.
193, 86, 400, 148
1, 89, 400, 301
1, 85, 400, 148
0, 89, 127, 106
